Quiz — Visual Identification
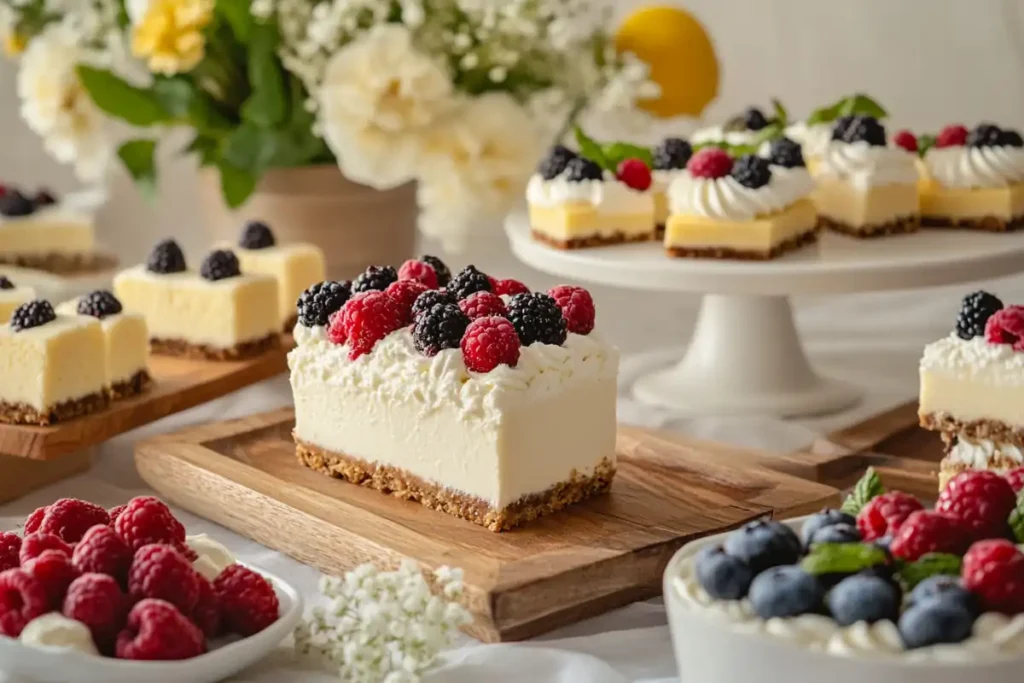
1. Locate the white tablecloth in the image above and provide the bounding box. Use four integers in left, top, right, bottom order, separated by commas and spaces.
3, 246, 1020, 682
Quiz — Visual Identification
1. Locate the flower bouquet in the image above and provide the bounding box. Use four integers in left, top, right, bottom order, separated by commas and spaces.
1, 0, 655, 247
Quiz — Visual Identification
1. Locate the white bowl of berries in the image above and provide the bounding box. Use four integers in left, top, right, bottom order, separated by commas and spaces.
663, 468, 1024, 683
0, 496, 303, 683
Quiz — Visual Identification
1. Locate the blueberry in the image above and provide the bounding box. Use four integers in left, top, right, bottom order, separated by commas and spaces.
873, 536, 894, 554
807, 523, 861, 546
749, 566, 824, 619
827, 575, 901, 626
899, 600, 975, 650
723, 520, 801, 574
908, 576, 980, 617
801, 509, 856, 548
694, 546, 755, 600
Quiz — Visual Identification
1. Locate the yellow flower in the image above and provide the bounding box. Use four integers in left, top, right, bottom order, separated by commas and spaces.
3, 31, 27, 57
131, 0, 213, 75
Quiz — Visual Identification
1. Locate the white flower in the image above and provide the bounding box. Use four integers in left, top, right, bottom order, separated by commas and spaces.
17, 24, 110, 182
319, 24, 454, 190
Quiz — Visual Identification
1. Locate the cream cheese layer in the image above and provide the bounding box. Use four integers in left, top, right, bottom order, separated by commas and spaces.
55, 298, 149, 386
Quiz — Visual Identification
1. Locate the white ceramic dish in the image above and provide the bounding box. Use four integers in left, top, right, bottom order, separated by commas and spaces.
663, 517, 1022, 683
0, 565, 303, 683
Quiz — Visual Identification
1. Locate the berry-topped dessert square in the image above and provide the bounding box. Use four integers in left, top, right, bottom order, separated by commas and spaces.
690, 103, 786, 148
662, 140, 818, 260
918, 123, 1024, 231
288, 256, 619, 532
0, 275, 34, 324
784, 93, 890, 172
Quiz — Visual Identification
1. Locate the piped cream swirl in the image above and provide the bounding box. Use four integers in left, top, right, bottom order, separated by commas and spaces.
526, 172, 653, 213
668, 165, 814, 220
784, 121, 833, 160
925, 145, 1024, 189
816, 141, 919, 189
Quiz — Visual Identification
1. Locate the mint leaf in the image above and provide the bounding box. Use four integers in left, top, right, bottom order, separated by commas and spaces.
151, 77, 232, 135
602, 142, 652, 170
117, 139, 157, 200
898, 553, 962, 590
918, 133, 937, 158
771, 98, 788, 127
1010, 490, 1024, 543
574, 126, 610, 170
802, 543, 889, 575
840, 467, 885, 515
76, 65, 170, 127
847, 93, 887, 119
241, 20, 288, 127
806, 100, 844, 126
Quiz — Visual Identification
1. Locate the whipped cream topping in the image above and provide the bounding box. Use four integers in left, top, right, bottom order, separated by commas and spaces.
526, 172, 653, 213
925, 145, 1024, 189
20, 613, 99, 655
921, 334, 1024, 386
947, 438, 1024, 469
691, 125, 760, 147
815, 140, 919, 189
784, 121, 833, 160
652, 168, 686, 193
668, 165, 814, 220
293, 322, 328, 346
187, 534, 236, 582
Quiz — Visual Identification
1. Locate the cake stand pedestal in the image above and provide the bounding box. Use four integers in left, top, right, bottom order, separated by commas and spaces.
505, 212, 1024, 417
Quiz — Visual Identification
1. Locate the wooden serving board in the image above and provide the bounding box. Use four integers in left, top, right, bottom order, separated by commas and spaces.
134, 408, 839, 642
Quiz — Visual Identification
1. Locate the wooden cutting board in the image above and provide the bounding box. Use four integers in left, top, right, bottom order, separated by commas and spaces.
134, 408, 839, 642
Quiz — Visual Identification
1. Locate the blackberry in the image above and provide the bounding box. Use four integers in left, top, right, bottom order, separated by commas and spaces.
652, 138, 693, 170
10, 299, 56, 332
1000, 128, 1024, 148
200, 249, 241, 281
955, 290, 1003, 340
33, 189, 57, 208
563, 157, 603, 183
831, 115, 857, 141
0, 190, 35, 218
768, 137, 806, 168
967, 123, 1003, 148
447, 265, 492, 301
411, 289, 455, 321
352, 265, 397, 293
506, 292, 567, 346
412, 303, 469, 356
743, 106, 769, 131
840, 116, 886, 146
421, 255, 451, 286
76, 290, 123, 319
731, 155, 772, 189
146, 239, 187, 274
239, 220, 275, 249
537, 145, 578, 180
0, 276, 12, 290
297, 280, 352, 327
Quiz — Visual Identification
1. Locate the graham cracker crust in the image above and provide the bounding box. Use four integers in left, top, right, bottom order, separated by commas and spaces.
150, 333, 280, 361
0, 389, 109, 426
820, 214, 920, 238
531, 228, 654, 250
665, 227, 819, 261
655, 223, 665, 239
0, 252, 118, 275
921, 214, 1024, 232
294, 437, 616, 532
919, 411, 1024, 448
109, 369, 151, 401
937, 454, 1024, 492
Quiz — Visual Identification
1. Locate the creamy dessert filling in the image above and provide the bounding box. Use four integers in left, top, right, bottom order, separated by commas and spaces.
0, 276, 34, 324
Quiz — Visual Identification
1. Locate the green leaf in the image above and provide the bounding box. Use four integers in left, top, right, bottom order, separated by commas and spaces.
898, 553, 962, 590
217, 161, 257, 209
771, 98, 789, 127
151, 77, 233, 134
840, 467, 885, 515
917, 133, 937, 158
846, 93, 888, 119
574, 126, 610, 170
1010, 490, 1024, 543
181, 134, 219, 166
806, 100, 844, 126
117, 139, 157, 200
801, 543, 889, 576
76, 65, 170, 127
241, 20, 288, 127
216, 0, 252, 43
602, 142, 653, 170
220, 122, 278, 173
722, 114, 746, 134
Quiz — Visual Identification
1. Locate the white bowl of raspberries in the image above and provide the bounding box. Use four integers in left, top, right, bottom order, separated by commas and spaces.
663, 468, 1024, 683
0, 496, 302, 683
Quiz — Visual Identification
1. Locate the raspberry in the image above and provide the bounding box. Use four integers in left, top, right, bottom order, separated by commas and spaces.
23, 550, 80, 608
936, 470, 1017, 540
547, 285, 595, 335
936, 124, 969, 148
687, 148, 734, 179
985, 305, 1024, 351
73, 524, 132, 584
20, 532, 72, 565
856, 491, 924, 541
114, 496, 185, 553
461, 316, 521, 372
24, 506, 45, 534
63, 573, 128, 650
107, 504, 126, 526
616, 158, 652, 191
0, 568, 49, 637
0, 532, 21, 572
458, 291, 507, 320
214, 565, 280, 636
421, 255, 451, 287
335, 291, 405, 359
962, 540, 1024, 614
893, 130, 918, 152
352, 265, 398, 293
192, 575, 221, 638
384, 279, 429, 324
493, 278, 530, 296
397, 260, 439, 289
116, 599, 205, 661
37, 498, 110, 543
128, 544, 200, 615
1007, 467, 1024, 493
890, 511, 971, 561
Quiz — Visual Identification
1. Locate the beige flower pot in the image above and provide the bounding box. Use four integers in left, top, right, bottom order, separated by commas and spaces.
197, 165, 418, 281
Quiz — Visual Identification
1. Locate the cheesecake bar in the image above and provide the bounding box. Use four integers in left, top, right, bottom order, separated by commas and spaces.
0, 276, 34, 323
114, 240, 280, 360
664, 141, 819, 260
226, 221, 326, 332
56, 290, 150, 399
0, 300, 109, 425
919, 123, 1024, 231
289, 259, 619, 531
812, 115, 920, 237
0, 187, 110, 274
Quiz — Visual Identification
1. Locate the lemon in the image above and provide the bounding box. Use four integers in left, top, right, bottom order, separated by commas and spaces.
615, 5, 720, 119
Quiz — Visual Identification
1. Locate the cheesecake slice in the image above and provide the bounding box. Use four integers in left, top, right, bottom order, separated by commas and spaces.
114, 240, 280, 360
56, 290, 150, 399
0, 187, 110, 274
0, 300, 109, 425
0, 276, 34, 324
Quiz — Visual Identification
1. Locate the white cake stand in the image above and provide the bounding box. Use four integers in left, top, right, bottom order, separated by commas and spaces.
505, 212, 1024, 417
